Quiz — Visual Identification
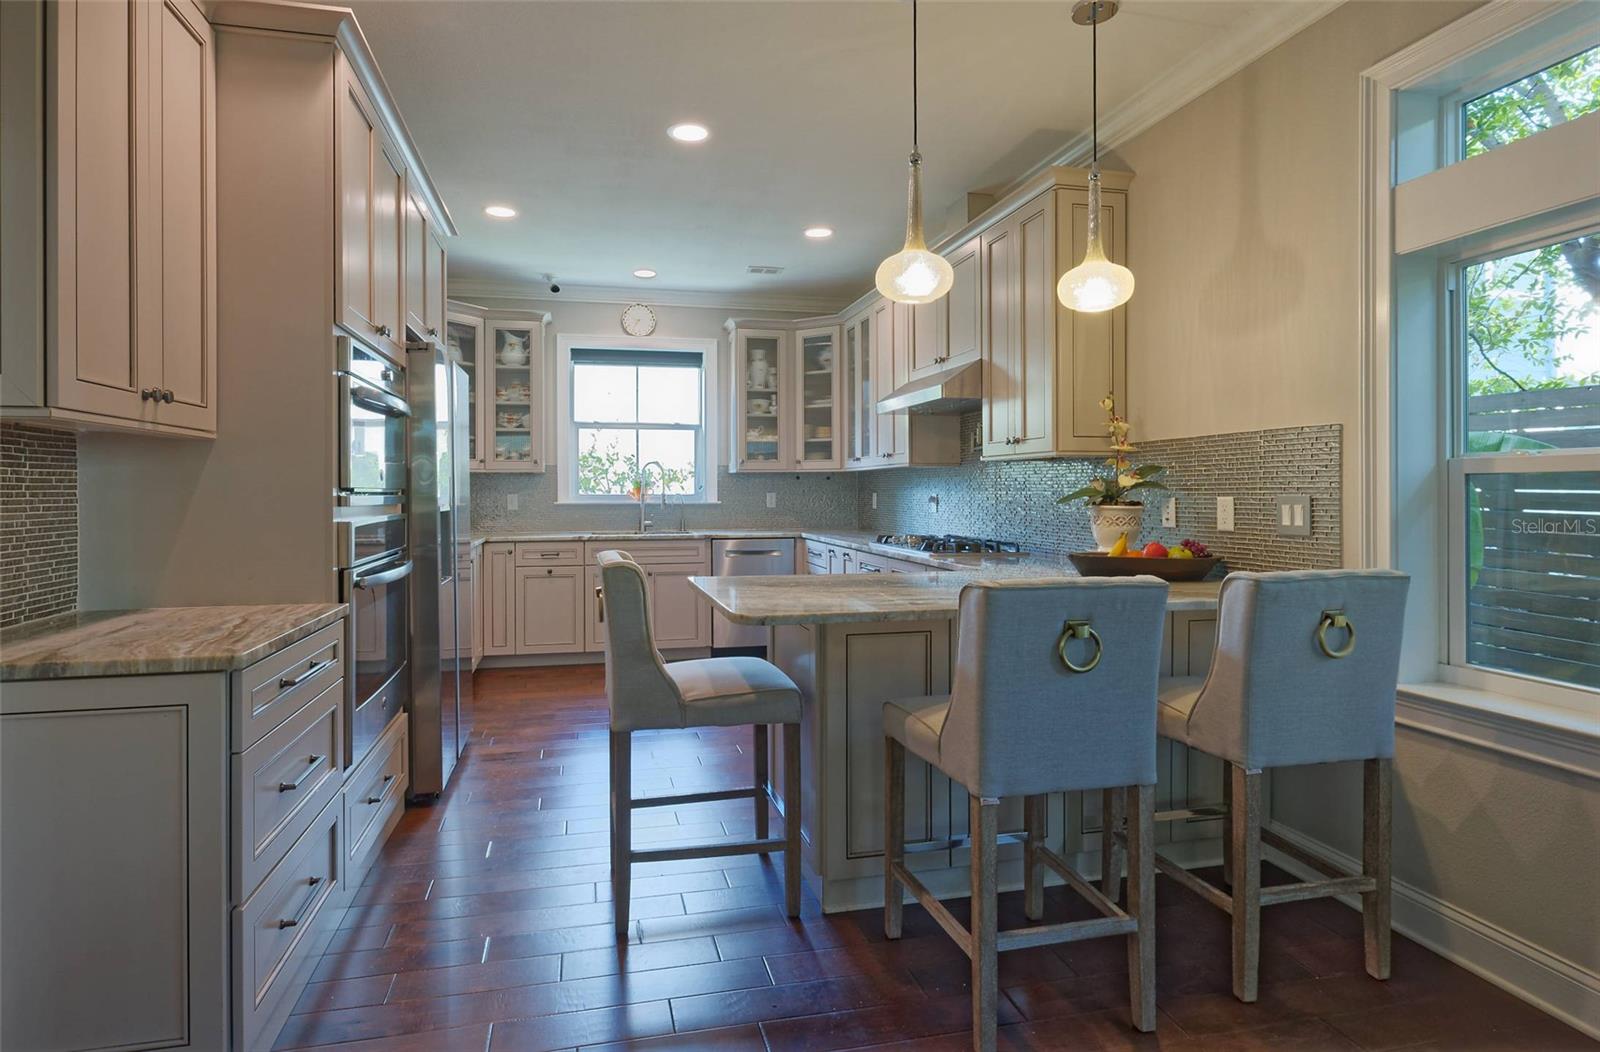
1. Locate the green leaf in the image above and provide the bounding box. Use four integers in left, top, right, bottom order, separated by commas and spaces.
1133, 464, 1164, 478
1127, 480, 1167, 492
1057, 487, 1102, 504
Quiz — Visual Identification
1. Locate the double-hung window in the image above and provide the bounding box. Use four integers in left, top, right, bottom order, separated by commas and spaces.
1371, 3, 1599, 718
556, 338, 720, 503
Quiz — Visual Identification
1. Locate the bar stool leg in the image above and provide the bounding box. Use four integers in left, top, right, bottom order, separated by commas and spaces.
609, 730, 632, 938
783, 722, 802, 919
883, 738, 905, 939
1126, 783, 1157, 1033
1023, 794, 1046, 921
970, 796, 1000, 1052
1101, 787, 1126, 905
754, 724, 769, 840
1221, 771, 1234, 888
1363, 757, 1393, 981
1230, 763, 1262, 1002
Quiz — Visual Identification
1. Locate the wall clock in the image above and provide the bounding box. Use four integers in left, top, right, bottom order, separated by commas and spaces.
621, 303, 657, 337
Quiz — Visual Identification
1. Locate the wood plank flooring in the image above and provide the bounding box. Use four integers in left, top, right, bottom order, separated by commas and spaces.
279, 665, 1596, 1051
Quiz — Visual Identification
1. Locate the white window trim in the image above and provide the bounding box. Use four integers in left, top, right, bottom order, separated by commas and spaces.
553, 333, 721, 505
1359, 0, 1600, 760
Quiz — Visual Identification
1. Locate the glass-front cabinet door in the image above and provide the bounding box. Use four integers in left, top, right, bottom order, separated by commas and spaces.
794, 326, 841, 469
844, 311, 874, 466
446, 312, 484, 468
733, 329, 788, 470
485, 319, 545, 471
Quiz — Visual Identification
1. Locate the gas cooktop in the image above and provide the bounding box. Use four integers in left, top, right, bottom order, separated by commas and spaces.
874, 534, 1024, 554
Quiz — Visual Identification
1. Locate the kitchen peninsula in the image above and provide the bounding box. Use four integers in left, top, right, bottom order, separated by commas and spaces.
691, 567, 1224, 912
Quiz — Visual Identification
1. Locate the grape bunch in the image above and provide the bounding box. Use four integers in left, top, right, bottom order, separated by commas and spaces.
1179, 539, 1211, 558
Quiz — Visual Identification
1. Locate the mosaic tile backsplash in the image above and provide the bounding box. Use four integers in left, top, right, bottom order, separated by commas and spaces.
472, 415, 1341, 575
472, 466, 860, 535
855, 414, 1341, 572
1, 424, 78, 628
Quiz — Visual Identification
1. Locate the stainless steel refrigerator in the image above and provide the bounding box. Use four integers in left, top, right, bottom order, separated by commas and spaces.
407, 342, 472, 796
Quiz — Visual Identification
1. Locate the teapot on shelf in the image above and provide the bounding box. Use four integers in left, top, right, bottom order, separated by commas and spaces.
499, 332, 529, 367
746, 348, 772, 390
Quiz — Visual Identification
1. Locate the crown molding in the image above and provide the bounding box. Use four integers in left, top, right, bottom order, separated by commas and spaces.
446, 280, 844, 316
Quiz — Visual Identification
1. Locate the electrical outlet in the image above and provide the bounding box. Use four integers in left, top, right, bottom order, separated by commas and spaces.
1216, 496, 1235, 532
1277, 494, 1311, 537
507, 493, 518, 511
872, 492, 878, 510
765, 492, 776, 509
1161, 499, 1177, 528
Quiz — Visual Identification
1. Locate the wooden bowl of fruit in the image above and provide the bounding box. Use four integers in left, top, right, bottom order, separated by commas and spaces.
1069, 539, 1219, 582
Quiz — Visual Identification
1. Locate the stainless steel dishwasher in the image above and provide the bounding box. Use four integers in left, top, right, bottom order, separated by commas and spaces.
710, 538, 796, 648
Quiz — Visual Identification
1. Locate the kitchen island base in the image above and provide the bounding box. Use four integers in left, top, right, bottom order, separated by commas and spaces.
763, 610, 1231, 914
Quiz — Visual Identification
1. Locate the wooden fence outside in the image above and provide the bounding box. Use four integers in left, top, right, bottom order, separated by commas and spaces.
1468, 383, 1600, 448
1468, 469, 1599, 689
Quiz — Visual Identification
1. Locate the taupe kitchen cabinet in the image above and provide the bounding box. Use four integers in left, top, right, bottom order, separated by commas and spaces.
483, 313, 549, 471
514, 563, 586, 653
909, 236, 982, 381
479, 541, 517, 656
404, 179, 448, 341
3, 0, 217, 436
729, 325, 792, 470
794, 325, 843, 469
584, 539, 712, 650
445, 308, 486, 467
0, 612, 356, 1052
336, 59, 406, 361
841, 310, 875, 466
861, 298, 961, 469
981, 167, 1130, 459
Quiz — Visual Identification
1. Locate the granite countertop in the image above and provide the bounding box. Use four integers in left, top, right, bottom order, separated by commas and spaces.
0, 604, 348, 681
690, 572, 1222, 625
474, 529, 801, 543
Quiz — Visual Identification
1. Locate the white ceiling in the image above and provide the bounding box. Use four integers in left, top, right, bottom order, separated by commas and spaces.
349, 0, 1334, 311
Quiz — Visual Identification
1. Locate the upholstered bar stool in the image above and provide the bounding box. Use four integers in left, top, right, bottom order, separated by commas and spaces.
1151, 569, 1410, 1003
597, 550, 803, 936
882, 577, 1171, 1052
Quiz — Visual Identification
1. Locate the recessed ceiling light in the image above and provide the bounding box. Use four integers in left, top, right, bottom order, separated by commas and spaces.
633, 268, 657, 279
484, 204, 517, 218
803, 226, 834, 240
667, 122, 710, 143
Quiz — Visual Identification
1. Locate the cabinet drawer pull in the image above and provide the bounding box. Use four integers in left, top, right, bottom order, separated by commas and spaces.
277, 876, 325, 929
595, 586, 605, 623
278, 755, 326, 793
278, 658, 337, 691
364, 795, 384, 805
538, 551, 561, 558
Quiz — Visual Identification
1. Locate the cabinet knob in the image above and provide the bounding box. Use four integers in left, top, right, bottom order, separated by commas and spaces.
375, 324, 393, 338
427, 327, 439, 337
140, 388, 158, 401
161, 389, 174, 403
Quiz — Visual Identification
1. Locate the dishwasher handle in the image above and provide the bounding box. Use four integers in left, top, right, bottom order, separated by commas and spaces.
721, 549, 787, 559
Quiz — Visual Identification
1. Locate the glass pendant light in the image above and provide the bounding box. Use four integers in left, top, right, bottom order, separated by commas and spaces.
1058, 0, 1135, 313
876, 0, 953, 305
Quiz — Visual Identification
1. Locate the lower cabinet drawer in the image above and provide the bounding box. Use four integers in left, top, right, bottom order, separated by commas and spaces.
233, 677, 343, 902
343, 711, 408, 886
233, 795, 340, 1052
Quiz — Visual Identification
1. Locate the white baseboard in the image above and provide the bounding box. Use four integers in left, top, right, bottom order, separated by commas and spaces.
1265, 820, 1600, 1041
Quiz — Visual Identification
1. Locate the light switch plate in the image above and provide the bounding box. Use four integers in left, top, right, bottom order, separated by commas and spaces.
1277, 493, 1311, 537
766, 492, 777, 509
1216, 496, 1235, 532
1161, 499, 1177, 528
507, 493, 518, 511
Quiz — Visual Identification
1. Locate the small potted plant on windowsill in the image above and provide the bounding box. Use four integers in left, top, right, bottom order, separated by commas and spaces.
1058, 394, 1166, 551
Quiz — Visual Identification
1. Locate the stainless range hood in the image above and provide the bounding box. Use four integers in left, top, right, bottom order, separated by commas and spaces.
875, 358, 982, 414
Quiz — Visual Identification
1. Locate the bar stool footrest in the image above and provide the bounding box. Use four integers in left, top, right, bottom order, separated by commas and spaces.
630, 836, 787, 864
631, 786, 764, 809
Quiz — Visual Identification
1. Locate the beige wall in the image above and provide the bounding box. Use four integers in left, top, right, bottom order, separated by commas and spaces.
1112, 0, 1478, 567
1114, 0, 1600, 1015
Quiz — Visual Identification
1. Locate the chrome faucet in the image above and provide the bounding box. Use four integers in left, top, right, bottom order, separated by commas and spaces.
638, 460, 667, 533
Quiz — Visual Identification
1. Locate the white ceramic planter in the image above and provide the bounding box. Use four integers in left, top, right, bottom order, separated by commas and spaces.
1088, 503, 1143, 551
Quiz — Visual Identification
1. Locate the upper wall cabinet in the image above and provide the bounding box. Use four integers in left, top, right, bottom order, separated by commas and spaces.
981, 170, 1129, 460
337, 64, 406, 362
404, 180, 448, 342
908, 236, 981, 383
483, 314, 548, 471
1, 0, 216, 436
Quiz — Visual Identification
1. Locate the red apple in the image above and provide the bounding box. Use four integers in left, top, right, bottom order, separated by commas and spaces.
1142, 541, 1169, 559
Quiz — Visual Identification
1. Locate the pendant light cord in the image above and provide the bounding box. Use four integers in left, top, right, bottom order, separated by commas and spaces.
1091, 2, 1098, 166
912, 0, 919, 156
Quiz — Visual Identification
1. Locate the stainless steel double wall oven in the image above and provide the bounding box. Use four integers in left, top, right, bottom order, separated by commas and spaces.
336, 334, 412, 769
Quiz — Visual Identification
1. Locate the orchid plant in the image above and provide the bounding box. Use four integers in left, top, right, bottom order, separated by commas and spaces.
1057, 394, 1166, 507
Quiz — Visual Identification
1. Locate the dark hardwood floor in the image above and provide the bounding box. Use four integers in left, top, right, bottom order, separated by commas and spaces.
278, 665, 1596, 1051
